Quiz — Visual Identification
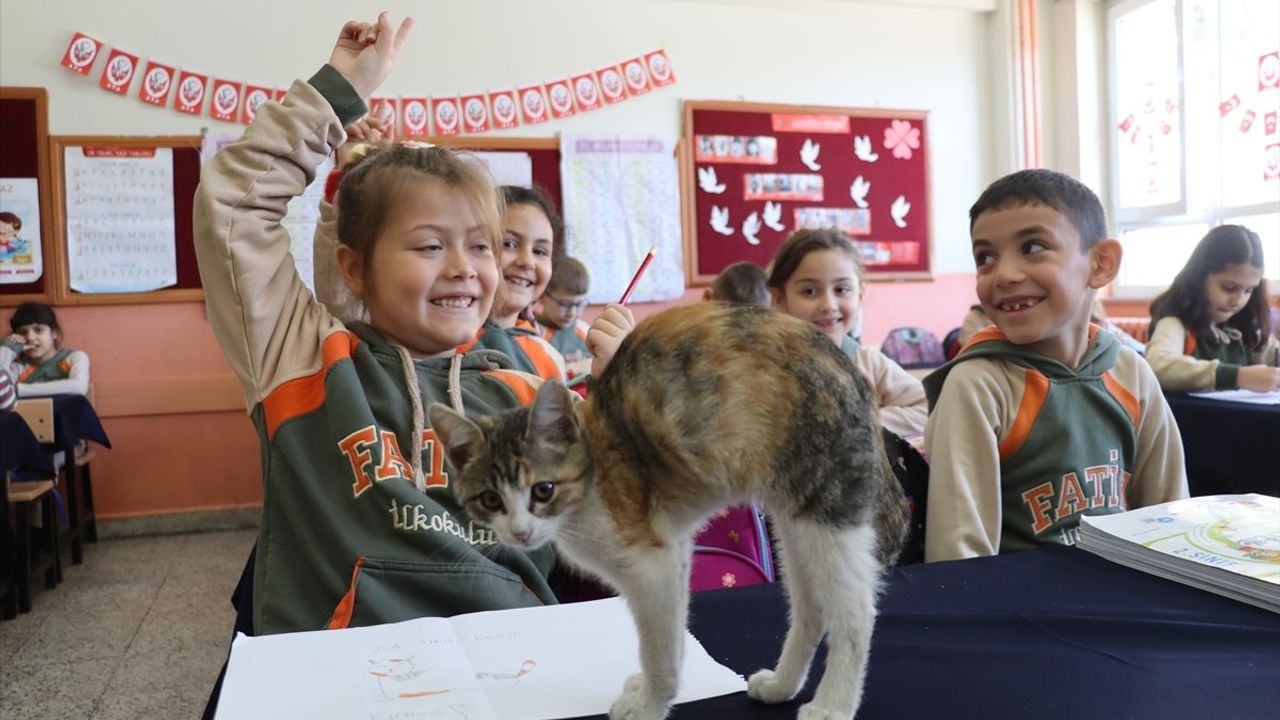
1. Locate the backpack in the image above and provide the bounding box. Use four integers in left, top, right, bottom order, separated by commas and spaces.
942, 327, 963, 361
690, 504, 775, 591
882, 427, 929, 566
880, 327, 946, 368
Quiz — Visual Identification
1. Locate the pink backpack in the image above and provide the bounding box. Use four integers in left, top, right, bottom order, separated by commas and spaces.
690, 504, 776, 592
880, 327, 946, 368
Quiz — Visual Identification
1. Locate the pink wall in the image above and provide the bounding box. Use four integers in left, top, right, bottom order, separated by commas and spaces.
6, 272, 977, 520
588, 272, 979, 346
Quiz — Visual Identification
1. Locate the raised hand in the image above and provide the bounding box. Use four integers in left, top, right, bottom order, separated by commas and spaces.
588, 304, 636, 377
337, 113, 395, 167
328, 12, 414, 100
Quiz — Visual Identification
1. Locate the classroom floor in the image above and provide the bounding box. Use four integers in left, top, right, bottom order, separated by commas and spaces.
0, 529, 254, 720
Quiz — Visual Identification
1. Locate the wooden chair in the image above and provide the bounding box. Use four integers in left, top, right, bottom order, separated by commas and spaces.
2, 472, 62, 614
12, 392, 98, 563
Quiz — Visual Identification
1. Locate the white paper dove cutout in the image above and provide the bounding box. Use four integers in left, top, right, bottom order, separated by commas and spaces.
710, 206, 734, 236
800, 139, 822, 171
891, 195, 911, 228
697, 166, 726, 194
743, 211, 762, 245
850, 176, 870, 209
763, 201, 786, 231
854, 135, 879, 163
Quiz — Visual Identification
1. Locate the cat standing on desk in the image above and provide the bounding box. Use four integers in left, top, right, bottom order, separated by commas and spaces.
431, 302, 908, 720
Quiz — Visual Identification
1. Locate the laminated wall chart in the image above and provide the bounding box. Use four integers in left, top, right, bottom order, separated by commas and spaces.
64, 146, 176, 293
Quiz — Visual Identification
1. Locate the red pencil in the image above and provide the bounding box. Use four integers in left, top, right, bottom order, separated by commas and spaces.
618, 246, 658, 305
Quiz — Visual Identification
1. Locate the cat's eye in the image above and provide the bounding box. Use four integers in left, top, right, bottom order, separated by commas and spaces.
531, 482, 555, 503
478, 491, 504, 512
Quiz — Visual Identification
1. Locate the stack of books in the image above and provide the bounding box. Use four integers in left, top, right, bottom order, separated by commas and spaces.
1077, 494, 1279, 613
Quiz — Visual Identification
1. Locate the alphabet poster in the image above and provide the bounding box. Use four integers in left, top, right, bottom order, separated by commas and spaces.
65, 146, 177, 293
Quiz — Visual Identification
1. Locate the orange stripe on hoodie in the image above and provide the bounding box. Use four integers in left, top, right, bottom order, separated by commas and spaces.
262, 331, 360, 439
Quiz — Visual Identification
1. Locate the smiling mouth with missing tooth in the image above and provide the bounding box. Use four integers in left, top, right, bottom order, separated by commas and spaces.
998, 298, 1042, 312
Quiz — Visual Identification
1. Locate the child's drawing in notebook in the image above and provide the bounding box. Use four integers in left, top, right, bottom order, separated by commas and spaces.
367, 654, 536, 703
431, 302, 909, 720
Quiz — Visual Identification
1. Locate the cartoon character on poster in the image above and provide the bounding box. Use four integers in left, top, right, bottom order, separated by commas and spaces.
0, 178, 43, 284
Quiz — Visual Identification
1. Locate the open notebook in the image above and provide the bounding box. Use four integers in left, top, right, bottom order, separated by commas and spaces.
215, 596, 745, 720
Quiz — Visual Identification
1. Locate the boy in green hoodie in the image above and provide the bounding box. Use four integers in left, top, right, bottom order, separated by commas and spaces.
923, 169, 1187, 562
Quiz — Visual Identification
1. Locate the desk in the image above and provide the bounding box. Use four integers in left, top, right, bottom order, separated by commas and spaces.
46, 394, 111, 453
579, 546, 1280, 719
1165, 393, 1280, 497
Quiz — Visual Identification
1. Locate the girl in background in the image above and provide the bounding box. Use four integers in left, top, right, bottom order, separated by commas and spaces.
2, 302, 90, 397
459, 185, 566, 381
767, 229, 928, 436
1147, 225, 1280, 392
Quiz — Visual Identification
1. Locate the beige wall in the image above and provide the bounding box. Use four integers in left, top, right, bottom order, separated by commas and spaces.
1, 0, 1019, 519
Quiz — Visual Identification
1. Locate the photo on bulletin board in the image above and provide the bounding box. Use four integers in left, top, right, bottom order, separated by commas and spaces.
682, 100, 932, 284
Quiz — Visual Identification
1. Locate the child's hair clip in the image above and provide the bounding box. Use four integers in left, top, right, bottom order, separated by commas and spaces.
400, 140, 435, 149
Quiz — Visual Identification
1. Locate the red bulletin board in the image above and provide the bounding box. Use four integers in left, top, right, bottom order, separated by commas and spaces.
0, 88, 55, 305
683, 101, 932, 284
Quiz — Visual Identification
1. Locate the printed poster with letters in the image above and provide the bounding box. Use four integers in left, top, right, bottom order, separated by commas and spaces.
684, 101, 931, 282
64, 146, 177, 293
560, 135, 684, 304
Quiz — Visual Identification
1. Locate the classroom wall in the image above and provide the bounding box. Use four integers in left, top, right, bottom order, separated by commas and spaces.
1, 0, 1009, 520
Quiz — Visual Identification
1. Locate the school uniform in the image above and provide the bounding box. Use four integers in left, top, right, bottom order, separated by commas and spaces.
839, 336, 928, 437
194, 66, 557, 635
0, 340, 90, 397
537, 315, 593, 363
922, 326, 1187, 563
1146, 316, 1280, 392
460, 318, 567, 382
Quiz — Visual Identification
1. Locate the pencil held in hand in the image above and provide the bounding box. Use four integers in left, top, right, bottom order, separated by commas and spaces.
619, 246, 658, 305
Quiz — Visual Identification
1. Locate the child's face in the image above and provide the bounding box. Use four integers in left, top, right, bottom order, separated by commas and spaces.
494, 203, 553, 322
15, 322, 58, 362
353, 177, 499, 356
540, 289, 588, 328
1203, 263, 1262, 324
971, 204, 1096, 364
773, 249, 862, 346
0, 221, 16, 243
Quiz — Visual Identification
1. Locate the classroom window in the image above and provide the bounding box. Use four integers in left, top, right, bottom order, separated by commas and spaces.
1107, 0, 1280, 292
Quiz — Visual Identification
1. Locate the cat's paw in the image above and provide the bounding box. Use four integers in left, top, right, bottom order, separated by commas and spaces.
797, 701, 851, 720
622, 672, 645, 694
747, 668, 800, 704
608, 689, 670, 720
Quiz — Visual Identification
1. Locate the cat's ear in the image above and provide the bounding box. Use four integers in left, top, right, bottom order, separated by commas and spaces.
428, 403, 486, 471
526, 381, 579, 448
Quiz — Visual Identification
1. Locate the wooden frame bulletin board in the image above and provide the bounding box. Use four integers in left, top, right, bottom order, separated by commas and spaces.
48, 135, 204, 305
682, 100, 932, 285
0, 87, 56, 306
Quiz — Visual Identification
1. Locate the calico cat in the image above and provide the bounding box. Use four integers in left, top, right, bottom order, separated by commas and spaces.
429, 302, 908, 720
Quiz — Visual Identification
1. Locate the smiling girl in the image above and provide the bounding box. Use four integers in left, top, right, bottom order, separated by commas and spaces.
1147, 225, 1280, 393
767, 229, 927, 436
193, 14, 633, 636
